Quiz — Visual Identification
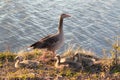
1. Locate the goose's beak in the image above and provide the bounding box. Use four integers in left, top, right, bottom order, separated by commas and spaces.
66, 14, 71, 17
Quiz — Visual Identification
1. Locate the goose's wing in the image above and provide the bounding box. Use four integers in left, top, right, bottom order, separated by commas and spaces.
30, 34, 59, 49
19, 60, 29, 67
63, 61, 81, 68
20, 60, 35, 68
40, 34, 53, 41
20, 60, 29, 64
30, 35, 52, 47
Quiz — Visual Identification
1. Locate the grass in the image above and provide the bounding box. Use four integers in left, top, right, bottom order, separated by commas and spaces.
0, 47, 120, 80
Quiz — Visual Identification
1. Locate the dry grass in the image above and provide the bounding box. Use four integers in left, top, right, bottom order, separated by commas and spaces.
0, 48, 120, 80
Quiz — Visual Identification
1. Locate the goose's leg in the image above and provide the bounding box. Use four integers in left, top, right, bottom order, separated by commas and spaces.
52, 50, 56, 58
39, 51, 47, 61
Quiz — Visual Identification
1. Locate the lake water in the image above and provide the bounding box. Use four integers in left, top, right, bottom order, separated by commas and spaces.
0, 0, 120, 56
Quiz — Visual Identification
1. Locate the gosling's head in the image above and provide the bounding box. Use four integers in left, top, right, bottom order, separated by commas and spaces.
55, 55, 61, 60
15, 56, 23, 61
73, 53, 79, 62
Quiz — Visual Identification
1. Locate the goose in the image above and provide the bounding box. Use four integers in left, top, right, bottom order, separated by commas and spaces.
73, 53, 95, 66
15, 56, 39, 68
29, 14, 71, 59
55, 55, 82, 71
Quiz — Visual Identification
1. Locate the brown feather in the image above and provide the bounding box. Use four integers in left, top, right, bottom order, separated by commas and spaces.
30, 34, 59, 49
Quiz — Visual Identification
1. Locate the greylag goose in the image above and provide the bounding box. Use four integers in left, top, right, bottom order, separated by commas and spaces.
29, 14, 71, 58
55, 55, 82, 71
15, 56, 39, 68
73, 53, 95, 66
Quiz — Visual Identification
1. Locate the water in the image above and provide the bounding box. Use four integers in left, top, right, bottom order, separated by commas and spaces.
0, 0, 120, 56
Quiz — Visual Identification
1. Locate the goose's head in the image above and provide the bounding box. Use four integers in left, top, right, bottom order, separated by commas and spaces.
73, 53, 79, 62
15, 56, 23, 61
55, 55, 61, 60
61, 14, 71, 19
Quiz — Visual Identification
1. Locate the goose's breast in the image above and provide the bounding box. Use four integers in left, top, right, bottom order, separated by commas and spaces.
52, 34, 64, 50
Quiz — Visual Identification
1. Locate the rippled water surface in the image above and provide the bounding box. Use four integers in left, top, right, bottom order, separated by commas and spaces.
0, 0, 120, 55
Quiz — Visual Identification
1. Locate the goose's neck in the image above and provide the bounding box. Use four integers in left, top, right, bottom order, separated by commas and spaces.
15, 60, 20, 68
58, 16, 63, 33
56, 57, 61, 65
74, 57, 78, 62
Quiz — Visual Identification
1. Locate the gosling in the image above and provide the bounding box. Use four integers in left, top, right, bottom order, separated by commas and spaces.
55, 55, 82, 71
73, 53, 95, 66
15, 56, 39, 68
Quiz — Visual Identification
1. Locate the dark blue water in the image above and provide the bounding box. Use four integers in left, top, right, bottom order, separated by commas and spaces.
0, 0, 120, 56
